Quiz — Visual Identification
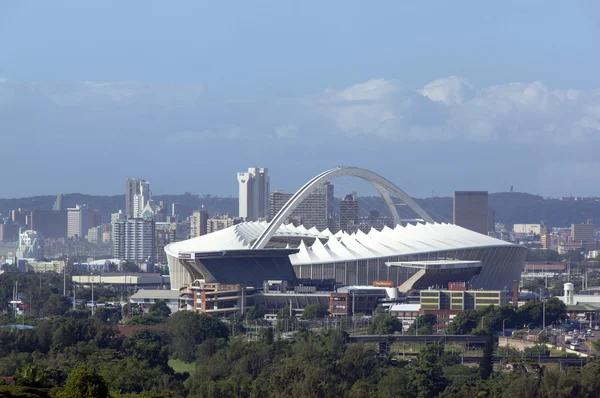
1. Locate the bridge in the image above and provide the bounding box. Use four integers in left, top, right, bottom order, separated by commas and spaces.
347, 334, 488, 345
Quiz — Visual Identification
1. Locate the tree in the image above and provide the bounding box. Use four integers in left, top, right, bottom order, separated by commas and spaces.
93, 306, 122, 325
148, 300, 171, 318
43, 294, 71, 317
368, 314, 402, 335
56, 366, 109, 398
16, 365, 48, 388
406, 314, 437, 335
244, 306, 264, 321
166, 311, 229, 362
479, 333, 494, 380
301, 304, 329, 320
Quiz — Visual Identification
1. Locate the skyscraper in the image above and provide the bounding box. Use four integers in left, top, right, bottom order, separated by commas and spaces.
340, 194, 359, 233
125, 178, 151, 218
572, 220, 596, 251
237, 167, 269, 221
190, 206, 209, 238
269, 185, 330, 230
453, 191, 489, 235
67, 205, 89, 238
113, 215, 156, 262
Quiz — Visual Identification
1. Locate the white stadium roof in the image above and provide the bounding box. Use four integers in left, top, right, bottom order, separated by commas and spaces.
166, 221, 517, 265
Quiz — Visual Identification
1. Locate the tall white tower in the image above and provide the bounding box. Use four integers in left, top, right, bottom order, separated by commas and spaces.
126, 179, 151, 218
237, 167, 269, 221
564, 282, 574, 305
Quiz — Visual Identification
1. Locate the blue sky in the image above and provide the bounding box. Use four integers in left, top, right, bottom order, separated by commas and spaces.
1, 1, 600, 198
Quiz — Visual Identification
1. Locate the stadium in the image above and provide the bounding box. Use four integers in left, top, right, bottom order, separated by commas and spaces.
165, 167, 527, 292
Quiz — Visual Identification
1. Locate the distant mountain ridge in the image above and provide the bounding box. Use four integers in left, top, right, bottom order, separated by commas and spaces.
0, 192, 598, 229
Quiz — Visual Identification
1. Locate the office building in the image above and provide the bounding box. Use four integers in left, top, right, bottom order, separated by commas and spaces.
67, 205, 88, 238
0, 223, 19, 243
572, 220, 596, 251
87, 210, 102, 229
16, 230, 44, 260
87, 226, 103, 244
269, 189, 328, 230
513, 224, 542, 235
207, 215, 243, 233
420, 288, 509, 326
29, 210, 67, 238
453, 191, 489, 235
237, 167, 269, 221
190, 206, 209, 238
113, 216, 156, 263
125, 178, 151, 218
52, 194, 63, 212
156, 222, 177, 264
339, 194, 359, 233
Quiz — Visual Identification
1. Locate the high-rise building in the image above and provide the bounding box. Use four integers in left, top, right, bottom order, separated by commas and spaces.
340, 194, 359, 233
67, 205, 89, 238
16, 229, 44, 260
453, 191, 489, 235
113, 216, 156, 263
572, 220, 596, 251
155, 222, 177, 264
30, 210, 67, 238
269, 188, 328, 230
52, 194, 63, 212
125, 178, 151, 218
87, 210, 102, 229
207, 215, 243, 233
86, 226, 103, 244
190, 206, 209, 238
237, 167, 269, 221
0, 222, 19, 243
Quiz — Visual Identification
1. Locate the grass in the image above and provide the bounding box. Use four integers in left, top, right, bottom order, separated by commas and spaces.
168, 359, 196, 374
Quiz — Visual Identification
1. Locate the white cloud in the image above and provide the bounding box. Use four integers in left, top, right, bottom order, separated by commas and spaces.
1, 76, 600, 147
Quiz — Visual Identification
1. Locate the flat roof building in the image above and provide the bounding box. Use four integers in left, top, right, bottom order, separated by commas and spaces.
453, 191, 488, 235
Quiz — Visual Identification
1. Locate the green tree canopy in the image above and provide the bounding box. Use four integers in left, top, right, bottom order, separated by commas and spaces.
301, 304, 329, 320
56, 365, 109, 398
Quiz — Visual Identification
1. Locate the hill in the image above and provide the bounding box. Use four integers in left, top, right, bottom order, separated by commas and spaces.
0, 192, 598, 229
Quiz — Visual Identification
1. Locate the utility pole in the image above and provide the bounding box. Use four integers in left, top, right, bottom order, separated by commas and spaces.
63, 255, 68, 296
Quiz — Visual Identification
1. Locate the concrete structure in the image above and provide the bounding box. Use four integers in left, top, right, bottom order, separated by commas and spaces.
207, 215, 242, 233
113, 217, 156, 262
67, 205, 88, 238
513, 224, 542, 235
564, 283, 574, 305
16, 230, 44, 260
386, 260, 482, 293
558, 242, 583, 255
0, 223, 19, 243
340, 194, 359, 233
129, 289, 181, 314
72, 273, 168, 287
126, 178, 151, 218
190, 206, 208, 238
166, 167, 525, 292
26, 260, 65, 273
155, 222, 176, 264
237, 167, 269, 221
86, 226, 103, 244
389, 303, 421, 330
453, 191, 488, 235
572, 220, 596, 251
269, 187, 328, 230
30, 210, 67, 238
420, 288, 509, 326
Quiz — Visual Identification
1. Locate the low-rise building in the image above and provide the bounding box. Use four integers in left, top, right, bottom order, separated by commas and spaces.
558, 242, 583, 255
421, 288, 509, 327
129, 289, 181, 314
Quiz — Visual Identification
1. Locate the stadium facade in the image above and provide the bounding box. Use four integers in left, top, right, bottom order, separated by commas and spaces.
165, 167, 527, 292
